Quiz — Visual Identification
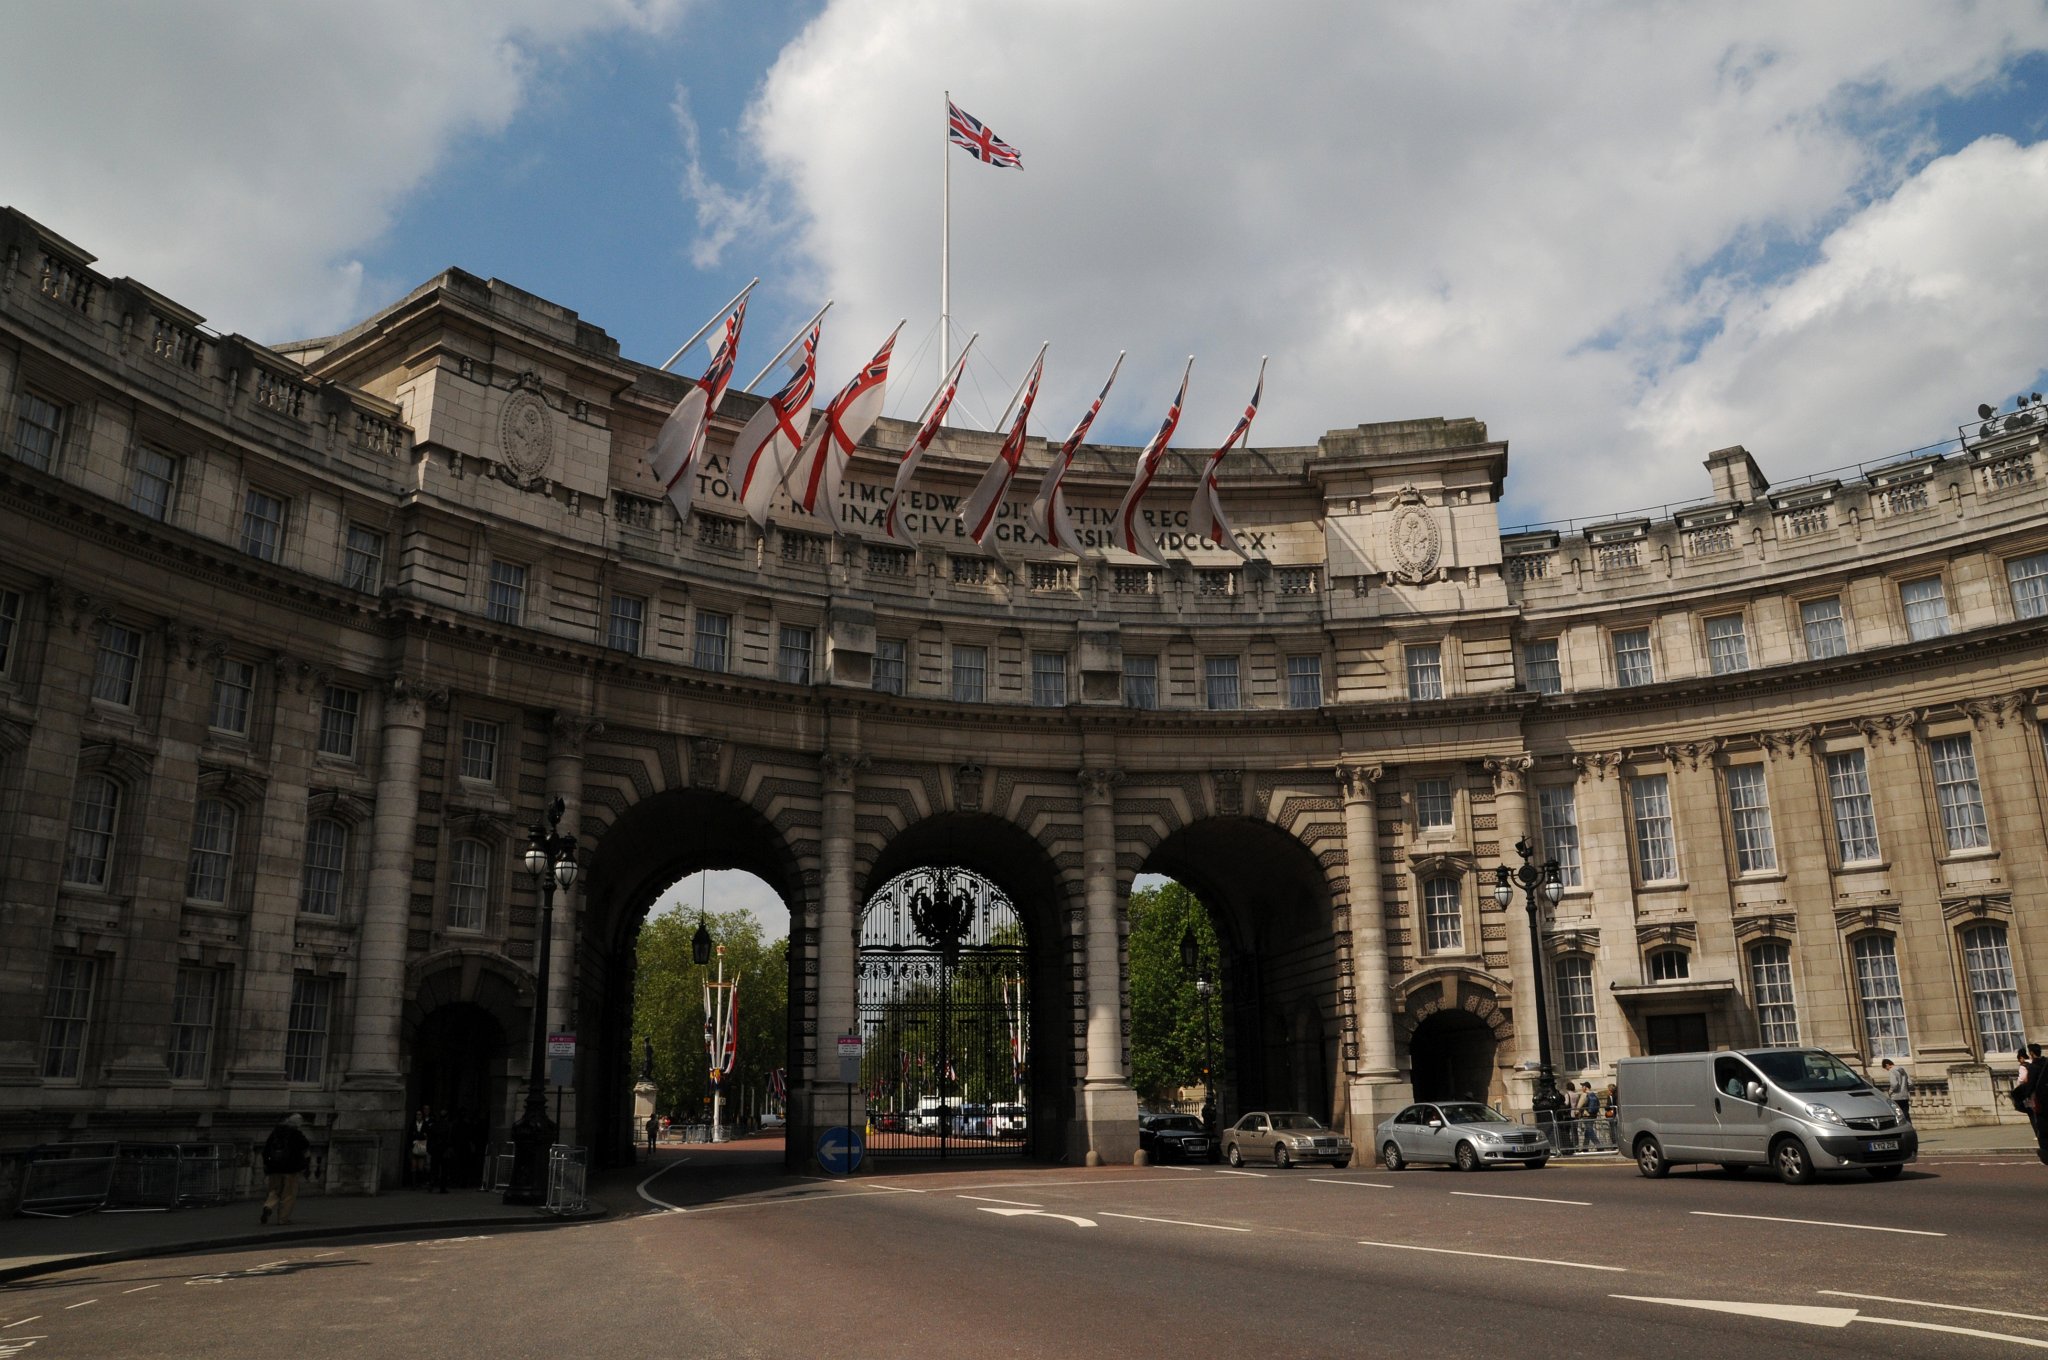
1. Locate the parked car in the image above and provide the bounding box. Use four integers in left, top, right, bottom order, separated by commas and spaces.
1223, 1111, 1352, 1168
1139, 1113, 1216, 1163
1376, 1102, 1551, 1171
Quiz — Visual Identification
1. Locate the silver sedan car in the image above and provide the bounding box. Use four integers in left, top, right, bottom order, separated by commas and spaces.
1223, 1111, 1353, 1168
1376, 1101, 1552, 1171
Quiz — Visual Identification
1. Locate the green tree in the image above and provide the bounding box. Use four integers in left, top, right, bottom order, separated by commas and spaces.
1128, 882, 1223, 1106
632, 907, 789, 1122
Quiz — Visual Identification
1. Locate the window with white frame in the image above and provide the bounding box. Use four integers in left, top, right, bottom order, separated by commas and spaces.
1286, 655, 1322, 709
208, 656, 255, 735
448, 838, 490, 931
1852, 935, 1910, 1059
1705, 614, 1750, 675
343, 524, 385, 593
1749, 941, 1800, 1047
2010, 552, 2048, 620
284, 975, 331, 1084
1415, 779, 1453, 830
1613, 628, 1655, 686
952, 645, 987, 703
12, 391, 64, 470
486, 560, 527, 625
128, 447, 179, 521
1961, 923, 2025, 1056
0, 586, 20, 677
1928, 733, 1989, 852
317, 685, 360, 760
301, 818, 346, 917
1555, 956, 1598, 1069
239, 488, 287, 562
872, 638, 906, 696
777, 625, 814, 685
1900, 576, 1950, 640
459, 719, 499, 783
1649, 948, 1690, 981
1825, 750, 1882, 863
1422, 877, 1463, 952
1030, 651, 1067, 707
606, 594, 644, 654
1123, 656, 1158, 710
1726, 763, 1777, 873
1524, 639, 1561, 695
1800, 596, 1848, 660
186, 798, 236, 903
93, 622, 143, 707
1537, 785, 1583, 886
692, 611, 731, 672
169, 966, 219, 1081
1405, 644, 1443, 701
1204, 656, 1240, 710
64, 773, 119, 888
40, 955, 96, 1081
1629, 773, 1679, 881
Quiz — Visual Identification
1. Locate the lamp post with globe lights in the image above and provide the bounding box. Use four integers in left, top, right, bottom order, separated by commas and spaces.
504, 797, 578, 1205
1492, 836, 1568, 1130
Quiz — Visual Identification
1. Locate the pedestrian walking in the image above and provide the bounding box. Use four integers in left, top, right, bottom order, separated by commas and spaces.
646, 1112, 659, 1155
408, 1106, 431, 1188
1882, 1058, 1913, 1122
2015, 1045, 2048, 1165
260, 1113, 310, 1225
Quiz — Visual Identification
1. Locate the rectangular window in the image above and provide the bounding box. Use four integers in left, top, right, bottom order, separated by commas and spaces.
1613, 628, 1655, 686
343, 524, 385, 593
1852, 935, 1910, 1060
1524, 639, 1561, 695
1204, 656, 1240, 711
0, 586, 19, 677
93, 623, 143, 707
1825, 750, 1882, 863
1554, 957, 1599, 1070
1405, 644, 1443, 701
1929, 733, 1989, 852
1801, 596, 1847, 660
692, 611, 731, 672
64, 775, 119, 887
317, 685, 361, 759
1415, 779, 1453, 830
606, 595, 645, 654
952, 645, 987, 703
1285, 655, 1322, 709
1630, 773, 1679, 882
1030, 651, 1067, 708
209, 656, 255, 734
1900, 576, 1950, 641
448, 839, 490, 931
239, 488, 286, 562
1749, 942, 1800, 1048
186, 799, 236, 903
872, 638, 906, 696
1962, 924, 2025, 1056
777, 625, 814, 685
459, 718, 499, 783
301, 819, 346, 917
1422, 878, 1463, 952
1705, 614, 1750, 675
2009, 552, 2048, 620
486, 560, 526, 625
1124, 656, 1158, 710
1537, 785, 1583, 886
129, 447, 179, 521
169, 967, 219, 1082
40, 956, 96, 1081
1726, 764, 1777, 873
12, 391, 64, 470
284, 975, 332, 1085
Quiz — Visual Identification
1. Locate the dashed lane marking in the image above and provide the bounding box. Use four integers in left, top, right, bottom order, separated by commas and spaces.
1308, 1178, 1390, 1189
60, 1301, 95, 1310
1, 1319, 38, 1329
1819, 1291, 2048, 1324
1360, 1240, 1625, 1272
1213, 1169, 1266, 1178
1451, 1191, 1591, 1206
122, 1285, 159, 1294
1101, 1212, 1248, 1233
1690, 1211, 1944, 1237
957, 1196, 1040, 1207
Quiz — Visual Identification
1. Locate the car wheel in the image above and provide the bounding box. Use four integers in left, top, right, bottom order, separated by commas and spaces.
1226, 1143, 1243, 1168
1523, 1158, 1548, 1170
1634, 1135, 1670, 1178
1868, 1164, 1903, 1180
1773, 1136, 1814, 1185
1455, 1141, 1482, 1172
1382, 1141, 1406, 1171
1274, 1144, 1292, 1169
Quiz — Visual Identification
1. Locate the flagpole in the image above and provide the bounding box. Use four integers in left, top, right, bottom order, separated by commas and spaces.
742, 301, 834, 392
660, 278, 758, 372
993, 341, 1050, 433
711, 944, 725, 1144
942, 88, 951, 389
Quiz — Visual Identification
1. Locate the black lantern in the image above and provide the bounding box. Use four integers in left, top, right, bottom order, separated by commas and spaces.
505, 797, 578, 1205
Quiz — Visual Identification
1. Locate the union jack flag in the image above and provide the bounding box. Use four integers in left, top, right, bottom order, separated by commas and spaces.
1189, 357, 1265, 558
1115, 358, 1193, 565
949, 101, 1022, 169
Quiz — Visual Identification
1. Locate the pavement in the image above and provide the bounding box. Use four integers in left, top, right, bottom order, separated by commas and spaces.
1, 1122, 2037, 1285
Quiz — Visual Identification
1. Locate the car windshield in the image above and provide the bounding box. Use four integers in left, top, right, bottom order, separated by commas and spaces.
1269, 1113, 1326, 1131
1747, 1049, 1870, 1093
1152, 1116, 1202, 1132
1438, 1103, 1506, 1124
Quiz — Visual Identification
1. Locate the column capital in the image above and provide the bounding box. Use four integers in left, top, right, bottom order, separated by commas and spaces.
1961, 692, 2028, 729
548, 711, 605, 753
1569, 749, 1624, 781
1077, 766, 1123, 801
820, 750, 869, 792
1334, 762, 1383, 802
1755, 726, 1818, 760
1852, 709, 1922, 746
382, 673, 447, 724
1483, 754, 1534, 794
1658, 738, 1720, 772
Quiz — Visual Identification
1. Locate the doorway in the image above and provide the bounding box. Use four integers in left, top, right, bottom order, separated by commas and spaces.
1646, 1012, 1709, 1055
1408, 1009, 1498, 1103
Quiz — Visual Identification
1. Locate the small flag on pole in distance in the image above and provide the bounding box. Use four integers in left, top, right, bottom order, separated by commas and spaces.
949, 101, 1023, 168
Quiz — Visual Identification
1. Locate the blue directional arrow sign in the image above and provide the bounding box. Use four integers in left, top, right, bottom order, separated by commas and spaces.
818, 1126, 865, 1176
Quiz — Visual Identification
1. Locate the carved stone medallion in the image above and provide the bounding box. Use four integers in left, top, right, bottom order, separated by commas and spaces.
498, 384, 554, 480
1388, 488, 1441, 583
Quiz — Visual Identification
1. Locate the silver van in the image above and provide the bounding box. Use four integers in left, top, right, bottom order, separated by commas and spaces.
1617, 1048, 1916, 1184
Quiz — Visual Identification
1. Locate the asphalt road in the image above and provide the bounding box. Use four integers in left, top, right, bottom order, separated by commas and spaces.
9, 1147, 2047, 1359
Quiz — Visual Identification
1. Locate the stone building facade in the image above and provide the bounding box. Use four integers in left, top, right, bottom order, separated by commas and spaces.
0, 205, 2043, 1189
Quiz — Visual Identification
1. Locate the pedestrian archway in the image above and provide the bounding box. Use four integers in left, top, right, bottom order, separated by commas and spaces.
1407, 1009, 1500, 1103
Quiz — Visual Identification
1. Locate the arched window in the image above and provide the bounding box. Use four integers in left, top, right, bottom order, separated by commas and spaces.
1961, 924, 2024, 1056
185, 798, 237, 903
1422, 876, 1462, 952
1554, 956, 1598, 1070
1851, 934, 1910, 1060
1748, 941, 1800, 1047
448, 838, 491, 931
1649, 949, 1690, 982
63, 773, 119, 887
301, 818, 347, 917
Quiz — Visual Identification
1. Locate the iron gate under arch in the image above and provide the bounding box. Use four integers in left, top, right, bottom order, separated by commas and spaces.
857, 867, 1029, 1159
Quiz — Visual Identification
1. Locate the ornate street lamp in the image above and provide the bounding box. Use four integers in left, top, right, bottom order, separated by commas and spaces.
1179, 926, 1217, 1136
1493, 836, 1567, 1127
505, 797, 578, 1205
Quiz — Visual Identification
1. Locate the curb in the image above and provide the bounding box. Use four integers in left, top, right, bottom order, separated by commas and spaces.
0, 1201, 609, 1284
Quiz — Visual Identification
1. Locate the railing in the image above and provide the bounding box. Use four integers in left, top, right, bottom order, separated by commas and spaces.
1113, 567, 1155, 595
16, 1142, 119, 1217
612, 491, 661, 530
950, 557, 991, 585
1029, 562, 1075, 591
1594, 541, 1641, 571
1683, 523, 1735, 557
1277, 566, 1320, 596
150, 317, 206, 371
780, 531, 828, 566
253, 367, 307, 419
545, 1144, 588, 1214
38, 253, 94, 314
1506, 553, 1552, 583
1977, 445, 2038, 493
1196, 568, 1237, 597
865, 546, 911, 577
481, 1142, 516, 1192
1526, 1113, 1618, 1154
697, 515, 741, 551
1872, 480, 1931, 517
1776, 503, 1831, 538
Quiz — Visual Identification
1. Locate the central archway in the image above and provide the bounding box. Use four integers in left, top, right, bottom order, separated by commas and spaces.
1408, 1009, 1497, 1103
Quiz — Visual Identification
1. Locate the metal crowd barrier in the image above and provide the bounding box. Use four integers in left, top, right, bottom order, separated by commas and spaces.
545, 1144, 588, 1215
1529, 1114, 1618, 1153
481, 1143, 516, 1192
17, 1142, 120, 1217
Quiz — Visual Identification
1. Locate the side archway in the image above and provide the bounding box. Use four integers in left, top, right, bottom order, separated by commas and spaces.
1396, 972, 1513, 1104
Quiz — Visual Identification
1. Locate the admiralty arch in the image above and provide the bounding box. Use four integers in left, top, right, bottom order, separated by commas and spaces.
2, 204, 2046, 1192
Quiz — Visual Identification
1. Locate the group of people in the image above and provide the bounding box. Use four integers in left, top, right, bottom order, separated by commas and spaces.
1551, 1081, 1619, 1152
408, 1105, 488, 1191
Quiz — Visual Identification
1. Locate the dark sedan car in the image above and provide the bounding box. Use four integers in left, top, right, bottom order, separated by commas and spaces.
1138, 1113, 1216, 1163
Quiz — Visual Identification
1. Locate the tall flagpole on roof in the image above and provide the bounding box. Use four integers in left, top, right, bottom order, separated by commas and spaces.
941, 88, 951, 389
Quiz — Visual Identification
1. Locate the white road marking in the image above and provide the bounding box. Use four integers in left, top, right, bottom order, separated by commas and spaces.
0, 1338, 46, 1357
977, 1206, 1096, 1228
122, 1285, 159, 1294
636, 1156, 691, 1212
957, 1196, 1039, 1207
1451, 1191, 1591, 1206
3, 1319, 39, 1329
1615, 1295, 2048, 1349
1156, 1165, 1210, 1173
1309, 1178, 1390, 1189
1690, 1210, 1944, 1237
62, 1300, 95, 1310
313, 1251, 340, 1259
1101, 1212, 1248, 1233
1858, 1317, 2048, 1348
1360, 1240, 1624, 1272
1213, 1169, 1267, 1178
1820, 1291, 2048, 1324
806, 1176, 925, 1193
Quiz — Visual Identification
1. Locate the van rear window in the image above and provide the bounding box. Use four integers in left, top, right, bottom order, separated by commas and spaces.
1748, 1050, 1867, 1092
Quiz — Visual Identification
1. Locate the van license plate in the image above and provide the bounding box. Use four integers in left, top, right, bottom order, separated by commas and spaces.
1868, 1139, 1899, 1152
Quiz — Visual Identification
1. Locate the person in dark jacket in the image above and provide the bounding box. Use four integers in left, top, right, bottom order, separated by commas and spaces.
260, 1113, 311, 1225
2016, 1045, 2048, 1165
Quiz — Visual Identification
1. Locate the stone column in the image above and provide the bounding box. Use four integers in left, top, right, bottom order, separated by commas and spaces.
1337, 762, 1403, 1129
806, 750, 866, 1162
544, 712, 600, 1146
1076, 766, 1138, 1165
1485, 756, 1539, 1081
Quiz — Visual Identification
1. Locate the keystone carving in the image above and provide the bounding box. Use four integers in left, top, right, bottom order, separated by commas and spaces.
687, 736, 723, 788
